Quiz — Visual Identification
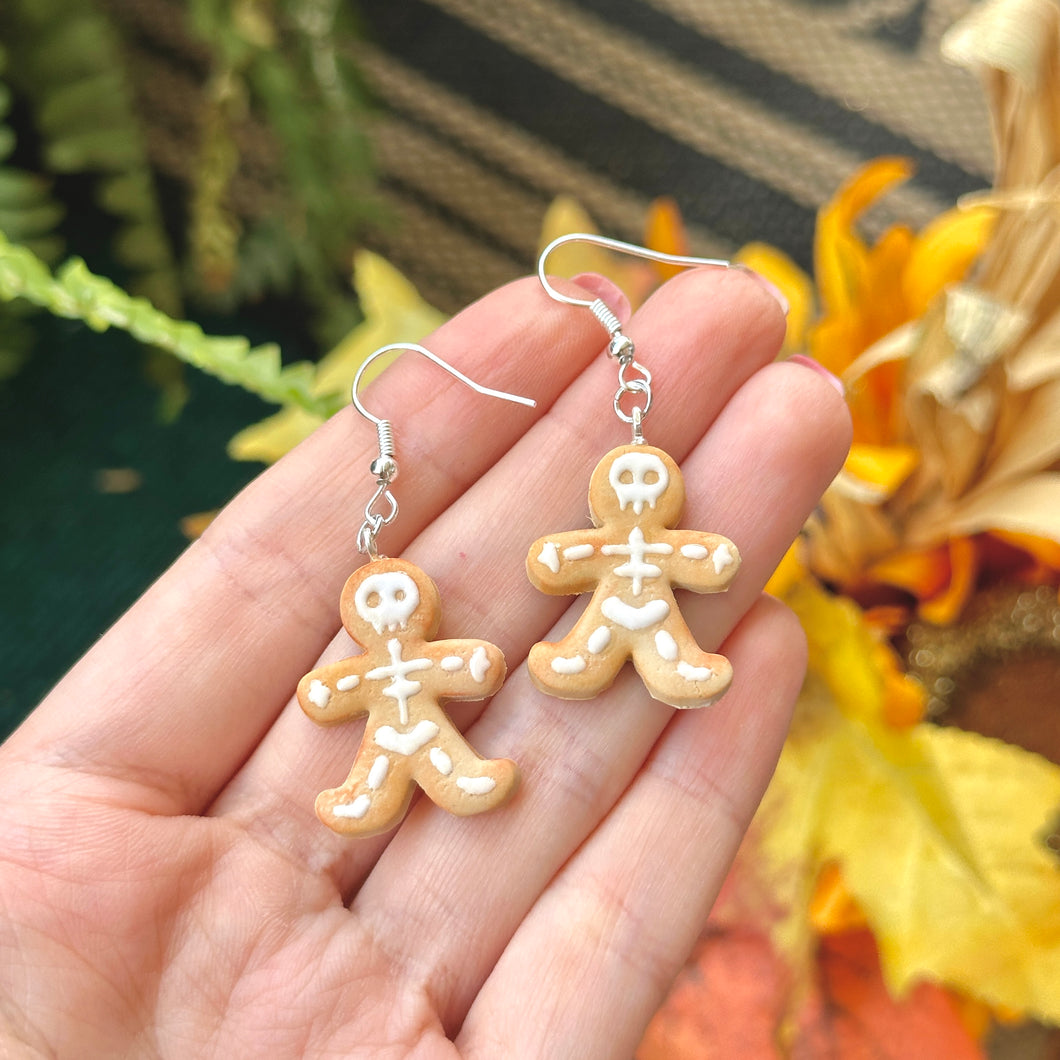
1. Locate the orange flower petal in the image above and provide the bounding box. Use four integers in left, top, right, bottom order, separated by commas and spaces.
844, 443, 919, 496
765, 540, 806, 598
902, 205, 996, 319
644, 197, 690, 281
919, 537, 979, 625
832, 157, 917, 228
736, 241, 816, 351
869, 545, 951, 599
810, 863, 867, 934
990, 528, 1060, 571
882, 667, 928, 728
815, 157, 915, 318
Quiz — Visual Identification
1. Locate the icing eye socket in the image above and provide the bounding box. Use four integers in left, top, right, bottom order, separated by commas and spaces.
395, 589, 406, 602
619, 469, 634, 484
366, 591, 381, 608
644, 470, 658, 484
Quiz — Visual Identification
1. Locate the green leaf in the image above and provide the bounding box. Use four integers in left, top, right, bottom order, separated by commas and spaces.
0, 229, 344, 417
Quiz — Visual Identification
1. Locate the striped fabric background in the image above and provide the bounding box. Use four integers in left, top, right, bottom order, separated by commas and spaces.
351, 0, 992, 311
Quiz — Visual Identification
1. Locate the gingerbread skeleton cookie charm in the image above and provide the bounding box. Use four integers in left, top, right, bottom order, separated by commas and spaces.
532, 232, 742, 708
299, 342, 532, 837
527, 444, 739, 708
299, 558, 518, 836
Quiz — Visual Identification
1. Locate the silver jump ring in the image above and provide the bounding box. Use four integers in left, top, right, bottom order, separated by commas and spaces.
613, 377, 653, 423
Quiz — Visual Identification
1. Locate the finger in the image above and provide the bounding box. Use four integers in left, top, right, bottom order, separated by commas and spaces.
5, 276, 607, 814
211, 267, 788, 876
347, 358, 850, 1032
458, 597, 805, 1058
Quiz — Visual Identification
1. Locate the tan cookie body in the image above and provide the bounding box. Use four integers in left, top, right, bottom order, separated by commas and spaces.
298, 557, 518, 837
527, 444, 740, 708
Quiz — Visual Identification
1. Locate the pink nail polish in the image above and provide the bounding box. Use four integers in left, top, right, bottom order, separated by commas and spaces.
787, 354, 845, 396
571, 272, 632, 322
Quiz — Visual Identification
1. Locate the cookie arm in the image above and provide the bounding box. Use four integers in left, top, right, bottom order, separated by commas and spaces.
426, 640, 506, 699
665, 532, 741, 592
297, 659, 371, 724
526, 529, 613, 594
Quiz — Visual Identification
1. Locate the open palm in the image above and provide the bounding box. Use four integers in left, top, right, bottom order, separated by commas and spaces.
0, 269, 849, 1058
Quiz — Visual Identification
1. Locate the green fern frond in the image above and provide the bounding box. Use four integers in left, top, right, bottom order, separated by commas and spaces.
0, 229, 345, 417
187, 0, 374, 345
2, 0, 181, 314
0, 46, 65, 377
0, 53, 64, 262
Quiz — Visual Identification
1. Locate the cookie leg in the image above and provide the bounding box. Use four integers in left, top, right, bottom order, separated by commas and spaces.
528, 609, 627, 699
632, 620, 733, 709
414, 736, 519, 818
315, 751, 416, 837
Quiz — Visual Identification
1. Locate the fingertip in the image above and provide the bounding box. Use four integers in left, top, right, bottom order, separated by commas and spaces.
767, 358, 854, 473
787, 353, 845, 397
731, 262, 790, 316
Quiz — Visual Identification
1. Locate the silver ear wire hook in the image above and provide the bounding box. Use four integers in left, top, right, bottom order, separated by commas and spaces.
537, 233, 732, 443
351, 342, 536, 558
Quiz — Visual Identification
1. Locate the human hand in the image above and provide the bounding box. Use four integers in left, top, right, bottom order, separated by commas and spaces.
0, 268, 849, 1058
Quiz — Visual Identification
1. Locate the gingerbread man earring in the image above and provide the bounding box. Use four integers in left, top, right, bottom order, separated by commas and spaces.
527, 234, 741, 709
297, 344, 534, 837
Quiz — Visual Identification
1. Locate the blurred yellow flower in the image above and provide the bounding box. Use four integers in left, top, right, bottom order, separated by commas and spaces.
228, 250, 446, 463
752, 115, 1060, 622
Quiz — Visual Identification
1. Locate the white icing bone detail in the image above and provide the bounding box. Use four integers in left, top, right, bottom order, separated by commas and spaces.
655, 630, 679, 661
366, 638, 432, 725
601, 527, 672, 595
680, 543, 709, 560
457, 776, 497, 795
469, 646, 491, 682
551, 654, 587, 674
563, 544, 595, 561
430, 746, 453, 775
440, 656, 464, 671
608, 451, 669, 514
336, 675, 359, 691
587, 625, 611, 654
374, 719, 440, 756
367, 754, 389, 790
601, 596, 670, 630
307, 680, 331, 709
333, 795, 371, 819
713, 543, 736, 574
538, 542, 560, 573
678, 661, 714, 682
354, 571, 420, 634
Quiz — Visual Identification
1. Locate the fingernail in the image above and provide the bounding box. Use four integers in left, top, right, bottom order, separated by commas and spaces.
733, 264, 789, 316
787, 354, 845, 396
572, 272, 632, 322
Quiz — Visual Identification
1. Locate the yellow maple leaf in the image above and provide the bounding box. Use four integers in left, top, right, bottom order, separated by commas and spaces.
748, 577, 1060, 1024
228, 251, 446, 463
839, 725, 1060, 1021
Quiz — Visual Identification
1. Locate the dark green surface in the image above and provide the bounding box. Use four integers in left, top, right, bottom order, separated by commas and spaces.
0, 318, 270, 739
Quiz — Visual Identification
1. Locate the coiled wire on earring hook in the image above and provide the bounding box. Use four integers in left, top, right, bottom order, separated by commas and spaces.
537, 233, 732, 442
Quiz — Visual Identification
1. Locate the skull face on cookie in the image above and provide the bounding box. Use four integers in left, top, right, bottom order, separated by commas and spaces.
526, 444, 740, 709
298, 557, 518, 837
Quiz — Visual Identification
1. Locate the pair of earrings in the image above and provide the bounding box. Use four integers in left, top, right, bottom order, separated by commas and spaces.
297, 235, 742, 837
